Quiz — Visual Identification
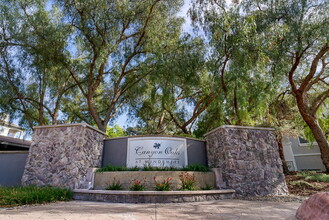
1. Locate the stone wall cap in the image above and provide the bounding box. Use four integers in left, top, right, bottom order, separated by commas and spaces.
104, 134, 205, 142
73, 189, 235, 195
33, 123, 106, 135
204, 125, 276, 137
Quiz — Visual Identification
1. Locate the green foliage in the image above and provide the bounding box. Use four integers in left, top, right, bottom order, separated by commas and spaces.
181, 164, 210, 172
127, 35, 212, 135
201, 184, 213, 190
97, 164, 210, 172
129, 178, 146, 191
0, 0, 76, 130
96, 165, 139, 172
106, 125, 127, 138
0, 0, 185, 132
179, 172, 196, 191
141, 166, 180, 171
297, 172, 329, 182
153, 177, 172, 191
190, 1, 282, 137
288, 180, 321, 190
105, 178, 123, 190
304, 112, 329, 143
0, 186, 72, 207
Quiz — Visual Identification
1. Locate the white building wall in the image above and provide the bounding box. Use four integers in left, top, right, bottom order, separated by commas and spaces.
283, 136, 325, 171
282, 137, 297, 171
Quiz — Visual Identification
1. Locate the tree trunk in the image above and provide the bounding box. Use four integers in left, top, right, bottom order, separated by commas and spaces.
296, 98, 329, 172
304, 118, 329, 172
276, 134, 289, 174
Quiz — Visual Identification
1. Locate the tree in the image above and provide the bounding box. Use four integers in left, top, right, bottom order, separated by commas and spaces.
0, 0, 184, 132
0, 0, 74, 129
190, 0, 281, 136
106, 124, 127, 138
243, 0, 329, 171
128, 36, 217, 135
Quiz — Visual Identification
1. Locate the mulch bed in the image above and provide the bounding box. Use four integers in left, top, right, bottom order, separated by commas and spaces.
285, 172, 329, 196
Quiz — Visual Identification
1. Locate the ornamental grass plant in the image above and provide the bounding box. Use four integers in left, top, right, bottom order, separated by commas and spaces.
0, 186, 72, 207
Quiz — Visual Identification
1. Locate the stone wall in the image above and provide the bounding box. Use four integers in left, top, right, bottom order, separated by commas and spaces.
94, 171, 215, 190
22, 124, 105, 189
205, 125, 288, 197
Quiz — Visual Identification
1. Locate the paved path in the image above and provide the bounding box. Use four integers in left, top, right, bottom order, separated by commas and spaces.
0, 199, 300, 220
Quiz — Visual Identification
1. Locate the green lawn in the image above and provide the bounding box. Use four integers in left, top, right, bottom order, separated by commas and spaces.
0, 186, 72, 207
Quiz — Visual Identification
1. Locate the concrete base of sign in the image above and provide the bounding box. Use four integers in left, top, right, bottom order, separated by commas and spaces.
94, 171, 216, 190
73, 189, 235, 203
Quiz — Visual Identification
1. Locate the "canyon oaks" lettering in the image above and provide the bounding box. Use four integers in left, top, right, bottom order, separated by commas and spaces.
135, 146, 181, 157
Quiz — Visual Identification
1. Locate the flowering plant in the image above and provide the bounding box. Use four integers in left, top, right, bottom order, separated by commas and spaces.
129, 177, 146, 191
153, 177, 172, 191
179, 172, 196, 190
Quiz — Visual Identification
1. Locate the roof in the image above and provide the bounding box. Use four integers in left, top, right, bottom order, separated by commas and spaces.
0, 120, 23, 130
0, 135, 31, 148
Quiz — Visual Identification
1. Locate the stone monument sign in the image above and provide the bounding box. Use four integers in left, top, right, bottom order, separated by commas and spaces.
127, 137, 188, 168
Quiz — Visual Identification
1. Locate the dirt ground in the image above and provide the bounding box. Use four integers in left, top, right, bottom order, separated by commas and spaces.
285, 172, 329, 196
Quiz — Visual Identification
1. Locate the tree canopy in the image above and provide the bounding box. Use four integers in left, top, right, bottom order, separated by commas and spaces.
1, 0, 329, 170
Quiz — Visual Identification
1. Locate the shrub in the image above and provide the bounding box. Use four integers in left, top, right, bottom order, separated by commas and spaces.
297, 171, 329, 182
105, 178, 123, 190
296, 171, 316, 178
201, 184, 213, 190
181, 164, 210, 172
97, 164, 211, 172
96, 165, 139, 172
0, 186, 72, 207
142, 166, 179, 171
154, 177, 172, 191
179, 172, 196, 190
129, 178, 146, 191
305, 173, 329, 182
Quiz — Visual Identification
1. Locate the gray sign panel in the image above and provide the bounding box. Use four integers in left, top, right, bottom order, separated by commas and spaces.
127, 137, 187, 168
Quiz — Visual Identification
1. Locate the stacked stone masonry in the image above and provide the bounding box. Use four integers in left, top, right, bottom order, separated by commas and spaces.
205, 126, 288, 197
21, 124, 105, 189
73, 190, 235, 203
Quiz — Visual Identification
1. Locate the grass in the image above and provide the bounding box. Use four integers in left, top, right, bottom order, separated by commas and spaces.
0, 186, 72, 207
288, 180, 322, 189
97, 164, 210, 172
297, 171, 329, 182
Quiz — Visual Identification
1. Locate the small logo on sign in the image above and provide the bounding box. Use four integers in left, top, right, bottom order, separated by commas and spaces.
153, 143, 161, 149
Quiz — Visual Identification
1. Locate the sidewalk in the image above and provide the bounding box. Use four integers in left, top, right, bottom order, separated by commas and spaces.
0, 199, 300, 220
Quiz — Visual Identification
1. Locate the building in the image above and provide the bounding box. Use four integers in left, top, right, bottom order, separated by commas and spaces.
0, 115, 30, 186
0, 114, 30, 151
0, 114, 24, 139
283, 136, 326, 171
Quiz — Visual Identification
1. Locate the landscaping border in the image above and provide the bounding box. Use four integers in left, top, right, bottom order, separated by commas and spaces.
73, 189, 235, 203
